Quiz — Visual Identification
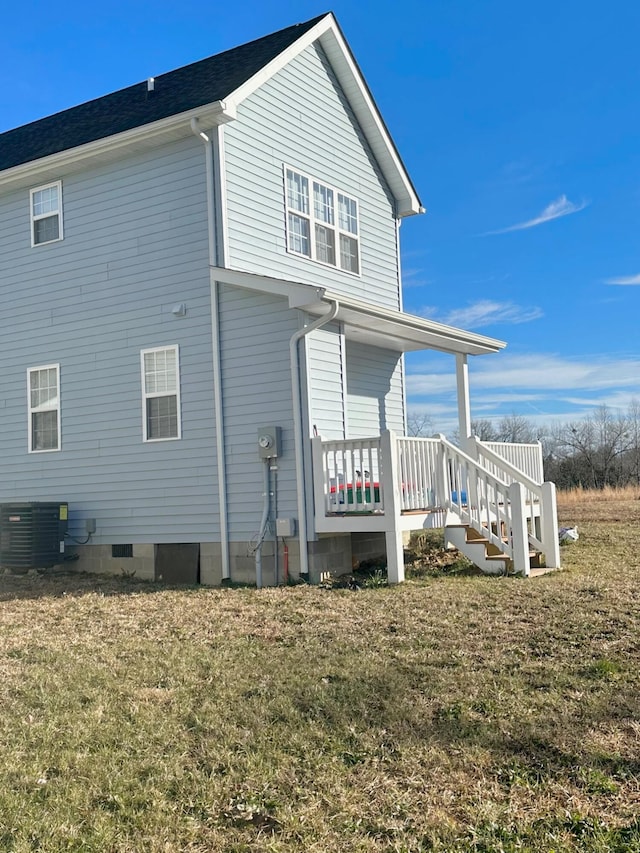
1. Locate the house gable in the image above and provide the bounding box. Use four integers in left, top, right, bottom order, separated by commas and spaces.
223, 40, 402, 309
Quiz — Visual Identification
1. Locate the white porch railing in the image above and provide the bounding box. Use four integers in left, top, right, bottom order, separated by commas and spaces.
472, 437, 559, 568
316, 436, 384, 513
476, 440, 544, 484
311, 431, 560, 575
434, 435, 530, 571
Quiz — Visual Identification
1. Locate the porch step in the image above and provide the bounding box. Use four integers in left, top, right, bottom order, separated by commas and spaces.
445, 523, 545, 577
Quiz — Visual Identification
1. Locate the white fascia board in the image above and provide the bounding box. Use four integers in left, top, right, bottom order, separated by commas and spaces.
0, 101, 236, 193
210, 266, 325, 308
316, 291, 506, 356
224, 14, 422, 218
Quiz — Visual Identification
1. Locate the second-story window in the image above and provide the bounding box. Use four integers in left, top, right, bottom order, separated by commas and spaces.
30, 181, 63, 246
285, 168, 360, 275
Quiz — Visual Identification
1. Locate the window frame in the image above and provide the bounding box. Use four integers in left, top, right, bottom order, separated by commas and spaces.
140, 345, 182, 443
283, 166, 361, 276
27, 363, 61, 453
30, 180, 64, 247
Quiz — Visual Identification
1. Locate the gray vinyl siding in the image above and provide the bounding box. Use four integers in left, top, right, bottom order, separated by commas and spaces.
218, 286, 299, 539
0, 135, 219, 543
306, 323, 345, 441
345, 341, 405, 437
224, 42, 400, 309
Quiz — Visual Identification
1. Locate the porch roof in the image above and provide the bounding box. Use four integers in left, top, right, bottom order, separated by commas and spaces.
211, 267, 506, 356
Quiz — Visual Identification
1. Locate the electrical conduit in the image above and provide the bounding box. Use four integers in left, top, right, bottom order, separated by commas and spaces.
254, 459, 271, 589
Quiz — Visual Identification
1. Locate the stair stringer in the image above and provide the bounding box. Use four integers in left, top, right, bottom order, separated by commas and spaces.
444, 522, 511, 576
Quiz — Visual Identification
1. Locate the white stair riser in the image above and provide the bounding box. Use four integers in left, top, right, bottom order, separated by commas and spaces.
445, 525, 509, 576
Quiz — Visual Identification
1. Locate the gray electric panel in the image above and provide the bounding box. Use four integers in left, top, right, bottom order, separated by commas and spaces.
257, 426, 281, 459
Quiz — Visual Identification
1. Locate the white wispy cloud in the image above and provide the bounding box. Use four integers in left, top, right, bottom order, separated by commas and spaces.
417, 300, 542, 330
439, 300, 543, 329
406, 353, 640, 400
470, 353, 640, 392
484, 194, 588, 235
405, 352, 640, 433
604, 274, 640, 285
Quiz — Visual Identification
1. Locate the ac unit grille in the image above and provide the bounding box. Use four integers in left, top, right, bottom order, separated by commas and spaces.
0, 503, 69, 572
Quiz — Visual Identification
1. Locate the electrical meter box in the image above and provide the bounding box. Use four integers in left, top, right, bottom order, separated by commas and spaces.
257, 426, 281, 459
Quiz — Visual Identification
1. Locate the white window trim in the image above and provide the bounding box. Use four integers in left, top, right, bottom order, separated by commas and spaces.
140, 345, 182, 442
27, 363, 61, 453
283, 165, 361, 277
30, 180, 64, 247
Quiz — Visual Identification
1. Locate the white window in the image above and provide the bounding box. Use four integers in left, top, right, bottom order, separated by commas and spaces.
30, 181, 63, 246
285, 167, 360, 275
28, 364, 61, 452
141, 346, 181, 442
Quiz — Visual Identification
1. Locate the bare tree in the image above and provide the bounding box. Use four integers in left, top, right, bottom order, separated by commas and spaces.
497, 413, 541, 444
559, 405, 631, 488
625, 398, 640, 484
470, 418, 499, 441
406, 411, 433, 437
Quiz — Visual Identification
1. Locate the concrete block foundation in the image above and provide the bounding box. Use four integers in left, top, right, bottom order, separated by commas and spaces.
58, 533, 357, 587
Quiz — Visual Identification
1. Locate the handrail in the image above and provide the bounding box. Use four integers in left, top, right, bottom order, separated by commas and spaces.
474, 438, 543, 494
434, 434, 524, 567
311, 431, 559, 573
479, 440, 543, 484
473, 437, 551, 556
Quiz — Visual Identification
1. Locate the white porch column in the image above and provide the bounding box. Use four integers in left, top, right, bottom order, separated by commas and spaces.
509, 481, 530, 576
379, 430, 405, 583
541, 481, 561, 569
456, 353, 473, 454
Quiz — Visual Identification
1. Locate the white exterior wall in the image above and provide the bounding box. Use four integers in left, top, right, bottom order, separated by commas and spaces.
0, 136, 218, 543
345, 341, 405, 437
218, 286, 300, 540
223, 40, 407, 446
306, 323, 346, 441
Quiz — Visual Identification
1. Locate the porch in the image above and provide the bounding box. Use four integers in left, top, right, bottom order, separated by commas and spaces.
311, 431, 560, 582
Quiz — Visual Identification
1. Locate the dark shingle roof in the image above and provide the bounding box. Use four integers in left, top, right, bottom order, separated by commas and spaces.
0, 14, 327, 173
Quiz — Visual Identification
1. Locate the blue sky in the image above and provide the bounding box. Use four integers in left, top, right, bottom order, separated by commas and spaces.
2, 0, 639, 433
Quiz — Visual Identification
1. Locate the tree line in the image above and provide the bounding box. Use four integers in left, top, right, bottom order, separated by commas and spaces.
407, 402, 640, 490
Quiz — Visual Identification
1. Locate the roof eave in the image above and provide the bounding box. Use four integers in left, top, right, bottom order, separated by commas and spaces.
0, 101, 236, 192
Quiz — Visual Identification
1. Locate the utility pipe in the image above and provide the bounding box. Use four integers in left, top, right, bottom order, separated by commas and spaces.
190, 117, 230, 580
255, 459, 271, 589
290, 300, 340, 580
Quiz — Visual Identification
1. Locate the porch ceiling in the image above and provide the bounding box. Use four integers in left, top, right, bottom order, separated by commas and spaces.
210, 267, 506, 356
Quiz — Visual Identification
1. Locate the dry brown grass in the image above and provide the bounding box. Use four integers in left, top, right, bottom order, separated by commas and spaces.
0, 493, 639, 851
558, 484, 640, 523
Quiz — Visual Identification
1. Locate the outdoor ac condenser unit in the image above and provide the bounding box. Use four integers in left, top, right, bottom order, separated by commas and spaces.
0, 502, 68, 573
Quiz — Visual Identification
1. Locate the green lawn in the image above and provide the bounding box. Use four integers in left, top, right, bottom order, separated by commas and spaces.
0, 510, 639, 851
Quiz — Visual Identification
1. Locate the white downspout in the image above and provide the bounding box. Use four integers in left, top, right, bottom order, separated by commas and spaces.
191, 117, 230, 581
290, 300, 340, 580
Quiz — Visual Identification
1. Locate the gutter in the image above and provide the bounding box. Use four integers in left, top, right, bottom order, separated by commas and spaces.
191, 117, 230, 581
290, 300, 340, 580
0, 101, 237, 193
